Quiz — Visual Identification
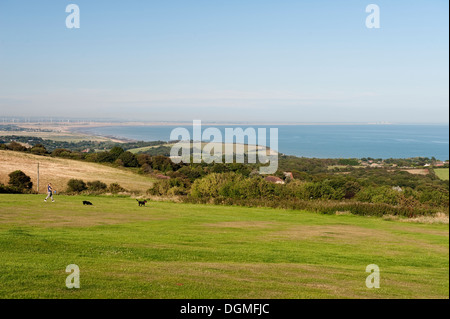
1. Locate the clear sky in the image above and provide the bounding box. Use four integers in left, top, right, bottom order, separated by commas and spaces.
0, 0, 448, 123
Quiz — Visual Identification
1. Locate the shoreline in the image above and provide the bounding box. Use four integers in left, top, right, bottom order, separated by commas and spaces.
4, 122, 449, 160
68, 126, 138, 143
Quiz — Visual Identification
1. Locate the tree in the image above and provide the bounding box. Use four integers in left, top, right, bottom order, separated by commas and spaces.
96, 151, 115, 163
109, 146, 125, 160
8, 170, 33, 191
117, 151, 138, 167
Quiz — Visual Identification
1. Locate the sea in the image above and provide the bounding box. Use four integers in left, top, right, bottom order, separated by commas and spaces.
78, 124, 449, 160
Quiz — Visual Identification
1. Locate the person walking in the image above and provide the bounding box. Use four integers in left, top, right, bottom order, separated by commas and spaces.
44, 183, 55, 202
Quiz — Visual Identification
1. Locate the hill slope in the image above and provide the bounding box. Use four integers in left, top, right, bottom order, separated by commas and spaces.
0, 150, 154, 193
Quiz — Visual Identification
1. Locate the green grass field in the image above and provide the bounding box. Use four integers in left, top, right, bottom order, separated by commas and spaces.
0, 194, 448, 299
435, 168, 449, 180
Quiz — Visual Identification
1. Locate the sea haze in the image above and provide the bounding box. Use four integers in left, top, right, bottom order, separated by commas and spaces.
79, 124, 449, 160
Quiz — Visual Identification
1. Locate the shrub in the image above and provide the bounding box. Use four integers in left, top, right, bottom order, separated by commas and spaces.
140, 163, 153, 174
67, 179, 87, 193
7, 141, 28, 152
87, 180, 107, 192
147, 178, 187, 196
148, 180, 171, 196
356, 186, 403, 205
0, 183, 21, 194
190, 172, 244, 198
8, 170, 33, 191
30, 144, 47, 155
51, 149, 73, 158
108, 183, 126, 194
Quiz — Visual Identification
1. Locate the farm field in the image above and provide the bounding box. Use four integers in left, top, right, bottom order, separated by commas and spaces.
435, 168, 449, 181
0, 150, 154, 193
0, 130, 114, 143
0, 194, 448, 299
127, 142, 277, 156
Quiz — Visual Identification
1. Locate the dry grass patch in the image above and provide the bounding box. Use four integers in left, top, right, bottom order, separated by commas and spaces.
0, 206, 163, 228
0, 150, 154, 193
203, 221, 279, 229
401, 169, 430, 176
335, 211, 352, 216
383, 212, 449, 225
265, 223, 448, 253
266, 224, 390, 242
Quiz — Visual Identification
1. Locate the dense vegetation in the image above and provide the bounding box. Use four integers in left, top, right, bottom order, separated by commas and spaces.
0, 135, 167, 152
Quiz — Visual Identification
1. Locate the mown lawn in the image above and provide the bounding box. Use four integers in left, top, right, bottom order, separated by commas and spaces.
0, 194, 448, 299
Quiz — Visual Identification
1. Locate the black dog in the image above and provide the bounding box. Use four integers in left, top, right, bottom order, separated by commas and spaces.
83, 200, 93, 206
136, 199, 147, 207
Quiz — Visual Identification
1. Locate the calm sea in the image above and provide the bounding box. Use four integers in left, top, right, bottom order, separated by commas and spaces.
79, 124, 449, 160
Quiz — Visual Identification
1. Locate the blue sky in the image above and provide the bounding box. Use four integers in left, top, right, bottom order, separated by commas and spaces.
0, 0, 448, 123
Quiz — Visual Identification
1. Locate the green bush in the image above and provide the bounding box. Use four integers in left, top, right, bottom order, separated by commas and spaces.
108, 183, 126, 194
148, 178, 187, 196
87, 180, 107, 192
0, 183, 21, 194
67, 179, 87, 193
30, 144, 48, 155
356, 186, 403, 205
8, 170, 33, 192
51, 149, 73, 158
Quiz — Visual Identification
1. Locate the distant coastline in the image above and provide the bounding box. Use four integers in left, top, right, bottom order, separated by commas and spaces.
67, 123, 450, 160
2, 121, 448, 160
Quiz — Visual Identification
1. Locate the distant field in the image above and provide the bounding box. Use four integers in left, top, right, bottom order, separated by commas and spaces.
0, 130, 113, 143
0, 150, 154, 193
129, 142, 277, 156
0, 194, 448, 299
401, 169, 430, 176
435, 168, 449, 180
128, 144, 172, 154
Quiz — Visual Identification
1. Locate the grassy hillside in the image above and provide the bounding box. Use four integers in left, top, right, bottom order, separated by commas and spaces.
0, 194, 448, 298
0, 150, 154, 193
